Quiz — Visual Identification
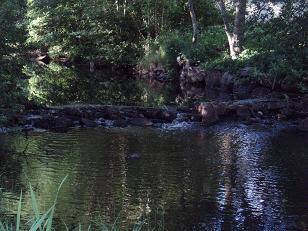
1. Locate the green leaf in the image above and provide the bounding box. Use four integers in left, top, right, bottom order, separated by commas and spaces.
16, 191, 22, 231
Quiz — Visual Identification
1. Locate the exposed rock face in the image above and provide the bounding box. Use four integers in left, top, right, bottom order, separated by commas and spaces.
140, 63, 167, 82
178, 56, 206, 99
180, 66, 206, 99
178, 60, 305, 103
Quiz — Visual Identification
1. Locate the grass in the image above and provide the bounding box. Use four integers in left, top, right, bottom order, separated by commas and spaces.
0, 176, 165, 231
0, 176, 67, 231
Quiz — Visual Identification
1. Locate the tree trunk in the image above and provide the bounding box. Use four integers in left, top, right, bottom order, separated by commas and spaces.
233, 0, 246, 56
187, 0, 198, 44
217, 0, 246, 59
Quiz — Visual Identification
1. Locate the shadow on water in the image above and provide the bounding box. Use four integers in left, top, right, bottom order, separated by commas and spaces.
21, 62, 172, 107
0, 124, 307, 230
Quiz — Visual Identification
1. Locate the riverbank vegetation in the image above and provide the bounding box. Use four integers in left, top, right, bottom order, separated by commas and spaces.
0, 0, 307, 117
0, 0, 307, 101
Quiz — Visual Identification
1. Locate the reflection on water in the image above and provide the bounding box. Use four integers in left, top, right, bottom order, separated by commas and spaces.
22, 62, 171, 106
0, 124, 307, 230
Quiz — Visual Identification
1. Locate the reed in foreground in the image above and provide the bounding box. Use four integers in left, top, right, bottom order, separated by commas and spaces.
0, 176, 164, 231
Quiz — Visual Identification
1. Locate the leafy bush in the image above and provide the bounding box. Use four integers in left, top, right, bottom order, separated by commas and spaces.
139, 26, 227, 73
0, 61, 28, 107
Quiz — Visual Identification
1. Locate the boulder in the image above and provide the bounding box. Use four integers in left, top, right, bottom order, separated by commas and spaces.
50, 117, 74, 132
104, 108, 121, 120
32, 116, 54, 129
236, 105, 251, 121
221, 72, 234, 90
21, 125, 34, 133
187, 67, 205, 83
179, 61, 206, 99
158, 111, 177, 123
129, 118, 153, 127
55, 117, 74, 128
185, 86, 205, 99
62, 107, 82, 119
197, 102, 219, 125
141, 109, 160, 119
212, 102, 227, 116
80, 118, 97, 127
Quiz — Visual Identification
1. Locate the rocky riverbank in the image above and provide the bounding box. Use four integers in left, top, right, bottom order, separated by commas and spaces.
1, 55, 307, 134
0, 94, 308, 134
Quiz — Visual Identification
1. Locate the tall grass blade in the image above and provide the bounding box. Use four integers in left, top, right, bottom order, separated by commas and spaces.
46, 175, 68, 231
29, 206, 53, 231
100, 223, 108, 231
29, 183, 41, 230
16, 191, 22, 231
62, 220, 69, 231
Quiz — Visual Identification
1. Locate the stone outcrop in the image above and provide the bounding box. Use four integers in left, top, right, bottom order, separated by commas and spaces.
178, 58, 306, 103
16, 105, 178, 132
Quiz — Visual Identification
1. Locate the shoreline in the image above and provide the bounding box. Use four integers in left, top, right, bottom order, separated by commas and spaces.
1, 96, 307, 134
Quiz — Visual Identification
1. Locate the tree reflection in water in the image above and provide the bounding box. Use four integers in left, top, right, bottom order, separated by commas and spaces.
23, 62, 171, 107
0, 124, 307, 230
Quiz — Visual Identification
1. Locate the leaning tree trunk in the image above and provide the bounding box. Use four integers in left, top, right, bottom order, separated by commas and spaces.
217, 0, 247, 59
187, 0, 198, 44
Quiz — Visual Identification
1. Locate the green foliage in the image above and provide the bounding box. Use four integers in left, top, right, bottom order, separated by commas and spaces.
0, 115, 9, 126
23, 63, 143, 106
26, 0, 141, 64
0, 61, 28, 107
0, 0, 307, 108
25, 0, 222, 65
0, 0, 26, 58
140, 26, 227, 72
202, 9, 307, 92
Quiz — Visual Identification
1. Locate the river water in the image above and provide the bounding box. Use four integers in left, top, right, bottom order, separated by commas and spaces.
0, 122, 307, 230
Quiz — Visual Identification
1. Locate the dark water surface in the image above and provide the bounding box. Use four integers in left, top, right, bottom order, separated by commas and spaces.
0, 124, 307, 230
